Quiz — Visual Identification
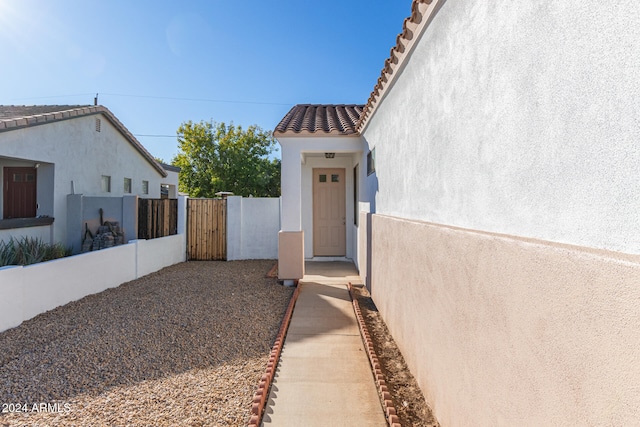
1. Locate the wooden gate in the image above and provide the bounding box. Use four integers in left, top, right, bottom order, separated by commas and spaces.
187, 198, 227, 260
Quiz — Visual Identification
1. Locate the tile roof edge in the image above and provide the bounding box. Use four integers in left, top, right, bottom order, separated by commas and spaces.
0, 106, 95, 128
357, 0, 443, 133
274, 104, 365, 137
274, 129, 363, 138
159, 162, 181, 173
0, 105, 167, 178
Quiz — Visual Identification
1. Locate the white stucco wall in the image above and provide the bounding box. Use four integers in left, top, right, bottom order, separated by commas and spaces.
0, 225, 51, 245
0, 233, 186, 333
358, 2, 640, 426
0, 113, 174, 245
134, 234, 186, 277
226, 196, 280, 260
362, 0, 640, 255
20, 244, 137, 321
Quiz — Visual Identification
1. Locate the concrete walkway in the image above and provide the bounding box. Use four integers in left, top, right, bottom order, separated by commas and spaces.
261, 261, 386, 426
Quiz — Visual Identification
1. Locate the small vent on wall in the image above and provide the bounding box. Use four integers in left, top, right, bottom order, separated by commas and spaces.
95, 118, 101, 132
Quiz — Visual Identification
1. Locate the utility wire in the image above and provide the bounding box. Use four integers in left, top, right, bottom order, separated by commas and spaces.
6, 92, 292, 107
5, 93, 96, 102
101, 93, 291, 106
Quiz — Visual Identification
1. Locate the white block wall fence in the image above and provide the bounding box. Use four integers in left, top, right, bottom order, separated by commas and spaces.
0, 196, 188, 333
0, 234, 186, 333
226, 196, 280, 261
0, 195, 284, 333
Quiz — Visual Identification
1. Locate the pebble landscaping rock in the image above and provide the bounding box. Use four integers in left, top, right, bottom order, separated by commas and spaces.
0, 260, 292, 427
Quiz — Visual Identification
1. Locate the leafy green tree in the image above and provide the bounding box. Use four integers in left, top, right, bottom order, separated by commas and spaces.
172, 121, 280, 197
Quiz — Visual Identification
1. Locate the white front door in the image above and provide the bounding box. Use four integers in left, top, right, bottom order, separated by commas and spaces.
313, 168, 346, 256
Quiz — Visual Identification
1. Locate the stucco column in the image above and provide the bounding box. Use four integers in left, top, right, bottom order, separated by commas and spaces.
278, 142, 304, 281
226, 196, 242, 261
280, 145, 302, 231
66, 194, 83, 254
177, 195, 187, 235
122, 195, 138, 243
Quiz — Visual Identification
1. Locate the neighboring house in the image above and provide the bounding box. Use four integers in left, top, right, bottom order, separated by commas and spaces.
276, 1, 640, 426
0, 105, 178, 250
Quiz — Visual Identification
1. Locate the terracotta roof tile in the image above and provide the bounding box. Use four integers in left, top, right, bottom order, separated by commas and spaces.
357, 0, 440, 132
275, 1, 440, 137
274, 104, 364, 136
0, 104, 167, 177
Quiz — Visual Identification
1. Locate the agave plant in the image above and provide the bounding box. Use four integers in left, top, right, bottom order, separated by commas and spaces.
15, 237, 46, 265
44, 242, 72, 261
0, 239, 17, 267
0, 237, 72, 267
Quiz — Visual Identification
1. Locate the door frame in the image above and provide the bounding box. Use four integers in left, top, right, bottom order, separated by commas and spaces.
3, 166, 38, 219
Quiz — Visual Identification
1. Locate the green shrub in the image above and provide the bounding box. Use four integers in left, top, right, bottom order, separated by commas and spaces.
0, 237, 72, 267
0, 240, 17, 266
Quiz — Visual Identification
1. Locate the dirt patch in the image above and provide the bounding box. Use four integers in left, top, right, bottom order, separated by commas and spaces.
351, 285, 439, 427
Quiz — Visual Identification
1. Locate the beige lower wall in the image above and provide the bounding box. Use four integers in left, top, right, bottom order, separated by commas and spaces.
278, 231, 305, 280
370, 214, 640, 426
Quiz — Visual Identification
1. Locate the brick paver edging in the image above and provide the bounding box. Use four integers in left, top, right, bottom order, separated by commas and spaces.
247, 282, 301, 427
348, 283, 401, 427
265, 262, 278, 278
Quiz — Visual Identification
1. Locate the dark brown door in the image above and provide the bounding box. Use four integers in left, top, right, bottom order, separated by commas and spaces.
3, 167, 37, 218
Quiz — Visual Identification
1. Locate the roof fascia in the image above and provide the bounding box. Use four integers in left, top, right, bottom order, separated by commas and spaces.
274, 130, 362, 138
276, 134, 364, 155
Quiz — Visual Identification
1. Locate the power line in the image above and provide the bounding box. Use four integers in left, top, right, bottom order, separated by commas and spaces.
101, 93, 291, 106
134, 134, 177, 138
5, 93, 95, 102
6, 92, 293, 107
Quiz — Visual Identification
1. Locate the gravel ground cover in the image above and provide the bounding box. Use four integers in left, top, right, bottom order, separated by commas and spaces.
0, 260, 293, 427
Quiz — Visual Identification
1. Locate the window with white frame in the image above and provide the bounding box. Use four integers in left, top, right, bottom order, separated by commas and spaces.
124, 177, 132, 194
142, 180, 149, 195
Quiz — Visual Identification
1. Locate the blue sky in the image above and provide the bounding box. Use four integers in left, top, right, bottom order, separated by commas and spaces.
1, 0, 412, 162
